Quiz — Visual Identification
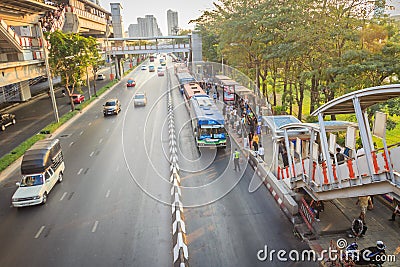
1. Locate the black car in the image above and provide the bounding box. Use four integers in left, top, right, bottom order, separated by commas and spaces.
0, 113, 16, 131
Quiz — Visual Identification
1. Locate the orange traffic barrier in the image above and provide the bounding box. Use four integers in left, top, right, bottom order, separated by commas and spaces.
277, 166, 281, 180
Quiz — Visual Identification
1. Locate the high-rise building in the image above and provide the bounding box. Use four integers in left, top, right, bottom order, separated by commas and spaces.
110, 3, 124, 38
167, 9, 179, 35
128, 24, 140, 37
130, 15, 162, 37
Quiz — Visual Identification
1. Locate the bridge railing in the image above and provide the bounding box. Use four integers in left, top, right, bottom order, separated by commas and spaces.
0, 18, 33, 50
65, 6, 107, 25
104, 43, 191, 53
276, 142, 400, 191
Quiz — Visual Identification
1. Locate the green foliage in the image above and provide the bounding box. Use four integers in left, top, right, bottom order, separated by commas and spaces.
0, 135, 46, 172
194, 0, 400, 137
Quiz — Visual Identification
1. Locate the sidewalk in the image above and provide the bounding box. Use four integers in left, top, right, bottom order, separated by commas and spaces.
223, 112, 399, 266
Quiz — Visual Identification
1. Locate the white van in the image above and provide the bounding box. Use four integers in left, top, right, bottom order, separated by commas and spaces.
12, 139, 65, 207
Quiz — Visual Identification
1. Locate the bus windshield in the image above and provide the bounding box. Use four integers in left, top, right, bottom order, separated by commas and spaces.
199, 127, 226, 139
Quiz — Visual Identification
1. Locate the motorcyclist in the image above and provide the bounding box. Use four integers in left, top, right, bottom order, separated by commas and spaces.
356, 241, 386, 266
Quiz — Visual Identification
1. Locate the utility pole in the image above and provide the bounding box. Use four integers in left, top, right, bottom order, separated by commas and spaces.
38, 23, 59, 123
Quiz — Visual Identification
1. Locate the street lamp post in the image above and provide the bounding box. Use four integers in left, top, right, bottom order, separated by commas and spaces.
38, 23, 59, 123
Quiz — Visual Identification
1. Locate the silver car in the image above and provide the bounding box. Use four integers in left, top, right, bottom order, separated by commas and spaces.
134, 93, 147, 106
103, 98, 121, 116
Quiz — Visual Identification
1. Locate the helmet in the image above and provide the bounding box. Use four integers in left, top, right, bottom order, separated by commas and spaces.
376, 241, 386, 250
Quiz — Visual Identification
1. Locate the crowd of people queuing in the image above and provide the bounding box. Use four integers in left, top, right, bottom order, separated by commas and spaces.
39, 2, 68, 32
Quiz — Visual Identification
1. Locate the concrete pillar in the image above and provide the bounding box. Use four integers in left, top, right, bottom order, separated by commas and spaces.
19, 81, 31, 101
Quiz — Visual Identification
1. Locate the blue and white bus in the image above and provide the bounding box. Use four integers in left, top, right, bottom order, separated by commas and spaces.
189, 95, 227, 148
176, 72, 196, 93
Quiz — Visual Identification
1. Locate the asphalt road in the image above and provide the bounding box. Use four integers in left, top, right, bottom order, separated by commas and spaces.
0, 59, 172, 266
0, 57, 315, 267
170, 76, 316, 267
0, 62, 130, 158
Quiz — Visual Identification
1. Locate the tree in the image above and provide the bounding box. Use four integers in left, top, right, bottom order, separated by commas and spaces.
47, 30, 98, 111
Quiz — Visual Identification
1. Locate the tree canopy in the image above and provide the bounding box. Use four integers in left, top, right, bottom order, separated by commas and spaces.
193, 0, 400, 121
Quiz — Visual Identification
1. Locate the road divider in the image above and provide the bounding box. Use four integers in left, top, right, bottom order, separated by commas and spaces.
167, 70, 189, 267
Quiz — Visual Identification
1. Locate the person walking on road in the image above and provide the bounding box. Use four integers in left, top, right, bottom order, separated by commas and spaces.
389, 203, 400, 221
233, 148, 241, 172
258, 144, 265, 161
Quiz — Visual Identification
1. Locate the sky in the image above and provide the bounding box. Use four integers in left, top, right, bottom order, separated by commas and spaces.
99, 0, 217, 35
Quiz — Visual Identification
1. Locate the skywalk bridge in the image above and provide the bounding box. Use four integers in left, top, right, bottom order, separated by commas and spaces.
264, 85, 400, 201
104, 36, 192, 56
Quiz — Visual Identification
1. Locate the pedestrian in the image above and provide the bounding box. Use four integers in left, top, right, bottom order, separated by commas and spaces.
216, 91, 220, 100
258, 144, 265, 161
279, 142, 289, 167
233, 148, 241, 171
248, 132, 253, 149
253, 134, 259, 145
253, 139, 258, 152
310, 200, 324, 222
356, 196, 373, 216
61, 89, 66, 96
213, 92, 217, 102
389, 203, 400, 221
336, 147, 345, 164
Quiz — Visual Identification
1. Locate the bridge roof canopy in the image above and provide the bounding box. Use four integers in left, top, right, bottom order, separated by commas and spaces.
279, 121, 358, 133
0, 0, 56, 16
311, 84, 400, 116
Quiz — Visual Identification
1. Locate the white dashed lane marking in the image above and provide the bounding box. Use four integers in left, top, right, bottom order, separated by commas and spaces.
105, 190, 110, 198
77, 168, 83, 175
34, 226, 45, 239
99, 138, 103, 144
79, 131, 84, 136
69, 142, 74, 147
90, 151, 94, 157
91, 221, 99, 233
59, 192, 67, 201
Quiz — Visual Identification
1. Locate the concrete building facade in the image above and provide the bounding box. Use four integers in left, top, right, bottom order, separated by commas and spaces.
167, 9, 179, 35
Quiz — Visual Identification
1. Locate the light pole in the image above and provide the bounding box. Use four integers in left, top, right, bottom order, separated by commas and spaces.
38, 23, 59, 123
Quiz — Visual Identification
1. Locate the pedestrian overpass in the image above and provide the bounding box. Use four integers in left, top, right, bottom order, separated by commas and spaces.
266, 85, 400, 201
104, 36, 192, 56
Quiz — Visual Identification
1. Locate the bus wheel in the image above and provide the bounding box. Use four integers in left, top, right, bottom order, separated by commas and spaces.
58, 173, 63, 183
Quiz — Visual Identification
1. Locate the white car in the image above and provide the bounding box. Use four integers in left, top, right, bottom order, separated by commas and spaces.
141, 65, 147, 70
96, 74, 105, 80
134, 92, 147, 106
12, 139, 65, 207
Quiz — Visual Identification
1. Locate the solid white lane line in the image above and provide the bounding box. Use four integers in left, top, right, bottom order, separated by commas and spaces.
80, 131, 84, 135
99, 138, 103, 144
59, 192, 68, 201
90, 151, 94, 157
35, 226, 45, 239
77, 168, 83, 175
91, 221, 99, 233
105, 190, 111, 198
69, 142, 74, 147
